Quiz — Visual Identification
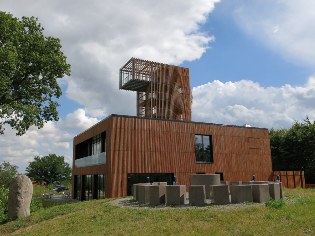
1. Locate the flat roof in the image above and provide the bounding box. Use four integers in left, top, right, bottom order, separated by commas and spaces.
74, 114, 268, 138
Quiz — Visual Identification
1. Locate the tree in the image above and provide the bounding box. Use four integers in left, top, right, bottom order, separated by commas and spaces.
0, 161, 18, 223
270, 117, 315, 183
0, 11, 71, 135
0, 161, 18, 189
26, 154, 71, 184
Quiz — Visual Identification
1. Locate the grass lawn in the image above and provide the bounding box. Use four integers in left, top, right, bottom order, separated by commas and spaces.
1, 188, 314, 235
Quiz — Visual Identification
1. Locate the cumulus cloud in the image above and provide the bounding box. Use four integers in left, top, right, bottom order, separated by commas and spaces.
192, 77, 315, 129
0, 0, 219, 171
0, 109, 99, 173
0, 0, 219, 117
232, 0, 315, 69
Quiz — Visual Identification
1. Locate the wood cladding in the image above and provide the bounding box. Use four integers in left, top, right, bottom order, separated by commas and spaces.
273, 171, 305, 188
73, 115, 273, 198
120, 58, 191, 121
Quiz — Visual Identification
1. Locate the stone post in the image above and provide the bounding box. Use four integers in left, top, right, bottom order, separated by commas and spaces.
8, 175, 33, 220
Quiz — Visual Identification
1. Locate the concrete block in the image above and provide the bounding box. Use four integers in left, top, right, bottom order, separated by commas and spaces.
190, 174, 220, 199
147, 185, 166, 206
269, 182, 281, 200
165, 185, 186, 206
152, 182, 168, 186
136, 184, 150, 203
252, 184, 270, 203
243, 181, 269, 185
212, 185, 230, 205
189, 185, 205, 206
133, 183, 150, 201
230, 185, 253, 203
227, 181, 241, 194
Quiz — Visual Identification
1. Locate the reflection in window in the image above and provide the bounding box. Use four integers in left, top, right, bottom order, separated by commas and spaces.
84, 175, 92, 200
74, 175, 81, 200
92, 134, 101, 155
75, 132, 105, 160
98, 175, 105, 199
195, 134, 213, 163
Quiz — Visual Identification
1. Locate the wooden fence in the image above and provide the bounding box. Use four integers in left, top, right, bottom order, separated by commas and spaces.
273, 171, 305, 188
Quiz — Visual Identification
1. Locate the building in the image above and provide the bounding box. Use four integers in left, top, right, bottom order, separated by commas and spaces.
72, 58, 272, 200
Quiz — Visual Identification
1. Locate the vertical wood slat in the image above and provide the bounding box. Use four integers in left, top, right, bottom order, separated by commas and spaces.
272, 171, 305, 188
73, 115, 274, 197
108, 116, 272, 197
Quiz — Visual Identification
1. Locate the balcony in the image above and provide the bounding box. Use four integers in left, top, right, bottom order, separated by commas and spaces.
75, 152, 106, 168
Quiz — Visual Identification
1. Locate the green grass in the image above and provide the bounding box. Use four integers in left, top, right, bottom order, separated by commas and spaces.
1, 188, 315, 235
33, 185, 71, 196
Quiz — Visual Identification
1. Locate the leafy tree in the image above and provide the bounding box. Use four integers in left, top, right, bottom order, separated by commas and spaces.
270, 117, 315, 183
0, 161, 18, 188
0, 161, 18, 223
26, 154, 71, 184
0, 11, 71, 135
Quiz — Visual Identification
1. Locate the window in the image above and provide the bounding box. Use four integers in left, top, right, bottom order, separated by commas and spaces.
74, 175, 81, 200
75, 132, 106, 160
83, 175, 92, 200
97, 175, 106, 199
195, 134, 213, 163
92, 174, 106, 199
92, 134, 102, 155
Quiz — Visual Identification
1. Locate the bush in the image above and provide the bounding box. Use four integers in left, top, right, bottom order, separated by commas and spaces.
265, 199, 285, 209
0, 186, 9, 224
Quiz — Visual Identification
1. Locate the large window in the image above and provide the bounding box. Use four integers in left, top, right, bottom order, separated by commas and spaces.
92, 134, 102, 155
76, 132, 106, 160
93, 174, 106, 199
74, 175, 81, 200
83, 175, 92, 200
195, 134, 213, 163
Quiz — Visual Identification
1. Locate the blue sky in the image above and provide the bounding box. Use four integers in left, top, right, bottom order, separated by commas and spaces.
1, 0, 315, 172
184, 0, 313, 88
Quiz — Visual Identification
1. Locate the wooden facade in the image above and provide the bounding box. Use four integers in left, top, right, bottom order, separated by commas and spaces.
273, 171, 305, 188
72, 115, 272, 198
119, 58, 192, 120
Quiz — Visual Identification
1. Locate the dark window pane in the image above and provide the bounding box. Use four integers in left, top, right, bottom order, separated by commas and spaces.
195, 134, 213, 163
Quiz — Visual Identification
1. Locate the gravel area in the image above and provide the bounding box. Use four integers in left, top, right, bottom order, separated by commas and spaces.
108, 196, 264, 210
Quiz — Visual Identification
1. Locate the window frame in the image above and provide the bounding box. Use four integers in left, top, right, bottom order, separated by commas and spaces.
195, 134, 213, 164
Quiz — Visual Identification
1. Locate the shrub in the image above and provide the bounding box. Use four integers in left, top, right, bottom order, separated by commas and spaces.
0, 186, 9, 224
265, 199, 285, 209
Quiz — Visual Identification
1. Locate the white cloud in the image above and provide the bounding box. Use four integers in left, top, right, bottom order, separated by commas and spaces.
0, 0, 220, 171
0, 0, 219, 117
192, 77, 315, 129
0, 109, 99, 173
233, 0, 315, 69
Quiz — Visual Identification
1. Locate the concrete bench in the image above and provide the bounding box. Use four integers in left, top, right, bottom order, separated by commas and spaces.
252, 184, 270, 203
230, 185, 253, 203
165, 185, 186, 206
242, 181, 269, 185
269, 182, 281, 200
152, 182, 168, 186
189, 185, 206, 206
146, 185, 166, 206
134, 183, 150, 203
190, 174, 220, 199
133, 183, 147, 201
212, 185, 230, 205
229, 181, 242, 185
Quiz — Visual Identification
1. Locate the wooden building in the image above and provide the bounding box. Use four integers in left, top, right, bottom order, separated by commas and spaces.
72, 58, 272, 200
72, 114, 272, 199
